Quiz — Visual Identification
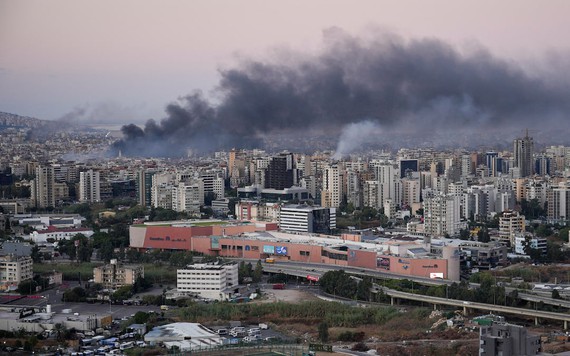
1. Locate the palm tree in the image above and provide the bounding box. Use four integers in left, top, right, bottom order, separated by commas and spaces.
54, 323, 67, 342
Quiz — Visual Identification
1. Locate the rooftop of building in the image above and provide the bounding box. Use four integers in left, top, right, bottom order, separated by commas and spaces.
145, 322, 219, 342
179, 262, 236, 271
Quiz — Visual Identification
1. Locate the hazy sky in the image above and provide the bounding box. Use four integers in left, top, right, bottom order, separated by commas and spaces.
1, 0, 570, 123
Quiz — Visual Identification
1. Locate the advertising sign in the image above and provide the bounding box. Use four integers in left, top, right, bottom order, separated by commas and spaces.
430, 273, 444, 279
263, 245, 275, 254
376, 257, 390, 270
275, 246, 288, 255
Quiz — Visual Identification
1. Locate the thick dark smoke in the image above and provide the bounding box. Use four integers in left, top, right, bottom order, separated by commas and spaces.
113, 28, 570, 157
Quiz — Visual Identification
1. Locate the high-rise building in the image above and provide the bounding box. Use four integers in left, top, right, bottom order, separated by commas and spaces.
321, 164, 343, 208
79, 170, 101, 203
200, 171, 225, 199
363, 180, 379, 209
345, 171, 362, 209
399, 159, 418, 179
136, 169, 155, 207
375, 161, 399, 206
264, 153, 295, 190
172, 180, 204, 213
424, 194, 462, 237
513, 131, 534, 177
547, 182, 570, 223
31, 165, 55, 208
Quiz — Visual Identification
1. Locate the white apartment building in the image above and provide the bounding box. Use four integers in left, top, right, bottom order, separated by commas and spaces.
383, 199, 396, 219
321, 165, 343, 208
547, 182, 570, 223
151, 183, 173, 209
514, 234, 547, 256
31, 165, 55, 208
0, 255, 33, 291
200, 171, 225, 199
177, 263, 239, 301
363, 181, 379, 209
401, 178, 421, 207
423, 194, 463, 237
375, 161, 399, 206
79, 169, 101, 203
279, 205, 336, 233
172, 180, 204, 213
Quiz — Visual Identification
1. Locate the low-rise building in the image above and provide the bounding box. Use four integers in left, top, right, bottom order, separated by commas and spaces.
177, 263, 239, 301
29, 226, 94, 245
93, 259, 144, 289
0, 255, 33, 290
514, 233, 547, 256
480, 323, 540, 356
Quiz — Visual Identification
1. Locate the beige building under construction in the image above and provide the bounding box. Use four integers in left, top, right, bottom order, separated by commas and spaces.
93, 259, 144, 289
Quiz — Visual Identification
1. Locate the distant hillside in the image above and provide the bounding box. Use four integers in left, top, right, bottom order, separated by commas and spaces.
0, 111, 48, 129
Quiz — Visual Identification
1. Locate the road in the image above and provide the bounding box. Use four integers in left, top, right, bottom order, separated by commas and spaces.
263, 260, 570, 328
263, 261, 570, 309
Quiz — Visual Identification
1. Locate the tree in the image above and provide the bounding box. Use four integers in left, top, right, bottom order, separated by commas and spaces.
522, 237, 544, 261
520, 198, 546, 220
477, 227, 490, 243
253, 260, 263, 283
459, 229, 470, 240
552, 289, 562, 300
63, 287, 87, 302
133, 276, 152, 293
318, 321, 329, 343
536, 224, 553, 238
356, 278, 373, 301
31, 245, 42, 263
133, 311, 150, 324
97, 240, 115, 262
54, 323, 67, 342
17, 279, 37, 295
319, 270, 357, 299
112, 285, 133, 302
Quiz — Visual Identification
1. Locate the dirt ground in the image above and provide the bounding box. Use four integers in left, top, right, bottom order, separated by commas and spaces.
261, 287, 320, 303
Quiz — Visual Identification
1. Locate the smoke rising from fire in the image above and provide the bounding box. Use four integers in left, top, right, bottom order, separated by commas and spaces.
112, 28, 570, 157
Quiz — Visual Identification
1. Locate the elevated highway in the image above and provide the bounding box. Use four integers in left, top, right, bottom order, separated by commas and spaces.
262, 261, 570, 329
383, 288, 570, 329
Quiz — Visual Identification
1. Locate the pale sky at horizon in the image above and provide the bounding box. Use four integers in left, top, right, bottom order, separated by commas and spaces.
1, 0, 570, 123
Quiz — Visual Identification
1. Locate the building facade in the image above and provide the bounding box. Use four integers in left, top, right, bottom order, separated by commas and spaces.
279, 205, 336, 234
0, 255, 33, 291
79, 169, 101, 203
31, 165, 55, 208
93, 260, 144, 289
177, 263, 239, 300
513, 132, 534, 178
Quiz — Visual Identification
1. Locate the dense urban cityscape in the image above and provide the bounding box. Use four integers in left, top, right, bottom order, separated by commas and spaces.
1, 109, 570, 355
4, 1, 570, 355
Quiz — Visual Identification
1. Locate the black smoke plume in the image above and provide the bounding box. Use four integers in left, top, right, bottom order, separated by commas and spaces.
112, 28, 570, 157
